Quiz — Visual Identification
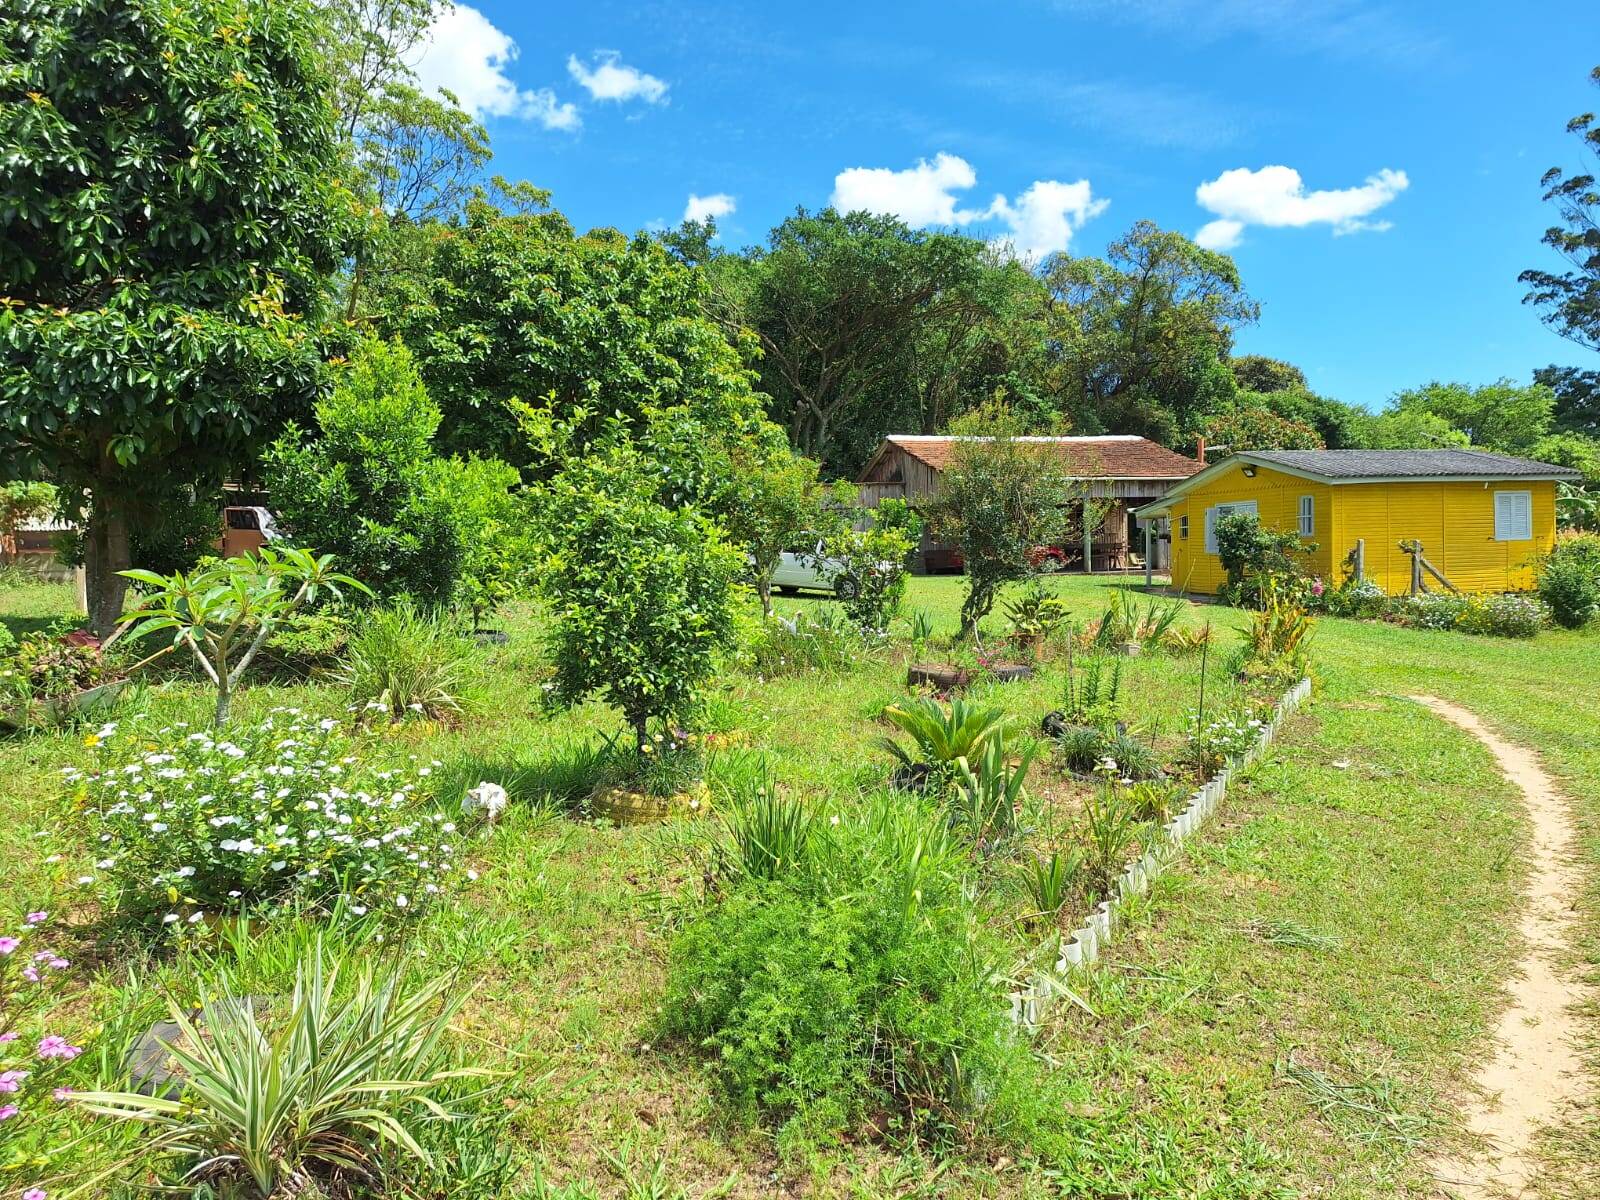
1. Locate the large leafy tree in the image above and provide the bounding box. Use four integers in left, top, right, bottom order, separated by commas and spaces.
320, 0, 491, 318
1520, 65, 1600, 351
1536, 364, 1600, 438
712, 208, 1004, 471
377, 199, 766, 469
0, 0, 356, 634
1040, 221, 1259, 448
1387, 379, 1556, 454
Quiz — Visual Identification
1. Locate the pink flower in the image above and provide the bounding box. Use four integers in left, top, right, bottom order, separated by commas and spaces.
47, 959, 67, 971
51, 1088, 70, 1102
23, 1189, 46, 1200
0, 1071, 25, 1093
0, 1106, 18, 1121
20, 968, 37, 984
0, 940, 17, 956
35, 1036, 80, 1061
0, 1033, 15, 1044
23, 913, 46, 926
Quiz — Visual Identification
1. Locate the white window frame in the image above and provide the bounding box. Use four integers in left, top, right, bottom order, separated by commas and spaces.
1298, 495, 1315, 538
1204, 500, 1258, 555
1178, 514, 1189, 539
1493, 490, 1532, 542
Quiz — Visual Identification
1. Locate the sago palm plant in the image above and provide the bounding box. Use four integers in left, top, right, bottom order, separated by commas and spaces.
876, 697, 1009, 772
71, 945, 487, 1197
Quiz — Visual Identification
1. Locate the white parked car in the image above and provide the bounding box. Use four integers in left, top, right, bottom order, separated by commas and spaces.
765, 539, 904, 600
768, 541, 859, 598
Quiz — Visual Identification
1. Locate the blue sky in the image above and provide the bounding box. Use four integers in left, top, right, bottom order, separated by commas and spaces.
409, 0, 1599, 411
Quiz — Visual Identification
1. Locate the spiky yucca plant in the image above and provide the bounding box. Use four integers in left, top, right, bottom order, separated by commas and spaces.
72, 945, 486, 1196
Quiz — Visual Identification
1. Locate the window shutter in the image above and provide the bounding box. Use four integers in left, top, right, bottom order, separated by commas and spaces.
1494, 491, 1533, 541
1204, 507, 1217, 554
1298, 495, 1314, 538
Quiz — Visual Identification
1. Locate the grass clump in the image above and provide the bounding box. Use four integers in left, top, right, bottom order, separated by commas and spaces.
337, 599, 479, 721
660, 789, 1051, 1153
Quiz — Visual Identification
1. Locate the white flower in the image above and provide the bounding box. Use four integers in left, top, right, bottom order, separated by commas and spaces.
175, 866, 195, 878
395, 894, 409, 908
161, 913, 179, 925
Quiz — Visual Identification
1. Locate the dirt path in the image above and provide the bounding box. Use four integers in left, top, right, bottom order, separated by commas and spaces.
1411, 695, 1592, 1199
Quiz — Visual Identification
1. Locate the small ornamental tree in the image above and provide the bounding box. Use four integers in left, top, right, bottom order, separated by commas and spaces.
719, 434, 831, 617
119, 548, 368, 726
923, 404, 1079, 635
265, 340, 463, 606
0, 0, 356, 634
534, 436, 742, 750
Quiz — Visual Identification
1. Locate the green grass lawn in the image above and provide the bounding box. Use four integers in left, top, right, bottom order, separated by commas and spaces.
1, 571, 1595, 1198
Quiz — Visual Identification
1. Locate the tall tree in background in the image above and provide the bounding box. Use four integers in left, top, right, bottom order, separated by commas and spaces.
1536, 365, 1600, 438
0, 0, 354, 634
378, 198, 769, 471
713, 209, 989, 470
321, 0, 491, 317
1040, 221, 1259, 448
1521, 65, 1600, 352
1388, 379, 1556, 454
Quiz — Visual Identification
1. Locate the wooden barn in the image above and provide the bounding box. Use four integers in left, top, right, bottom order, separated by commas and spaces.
1133, 448, 1582, 595
854, 434, 1202, 572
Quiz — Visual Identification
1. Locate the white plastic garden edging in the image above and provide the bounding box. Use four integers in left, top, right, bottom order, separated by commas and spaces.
1010, 676, 1313, 1029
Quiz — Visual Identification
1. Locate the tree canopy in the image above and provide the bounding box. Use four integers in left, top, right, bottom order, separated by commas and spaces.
0, 0, 356, 632
1039, 220, 1259, 447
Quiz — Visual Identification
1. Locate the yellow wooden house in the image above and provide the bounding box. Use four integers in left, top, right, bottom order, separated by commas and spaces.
1134, 449, 1581, 596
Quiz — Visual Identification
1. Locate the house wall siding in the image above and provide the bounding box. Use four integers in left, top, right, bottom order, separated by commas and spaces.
1166, 465, 1556, 595
1166, 462, 1332, 594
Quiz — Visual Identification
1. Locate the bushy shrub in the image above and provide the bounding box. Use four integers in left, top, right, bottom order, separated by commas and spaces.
337, 600, 479, 721
428, 455, 530, 630
265, 339, 465, 607
1319, 577, 1388, 619
129, 484, 225, 578
1186, 711, 1263, 778
660, 791, 1043, 1147
67, 710, 464, 929
1214, 511, 1314, 608
824, 520, 915, 635
1539, 534, 1600, 629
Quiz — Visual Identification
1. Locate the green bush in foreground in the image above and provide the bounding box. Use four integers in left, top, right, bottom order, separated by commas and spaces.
660, 791, 1050, 1152
1539, 534, 1600, 629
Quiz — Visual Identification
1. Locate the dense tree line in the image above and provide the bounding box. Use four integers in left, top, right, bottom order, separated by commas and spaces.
4, 0, 1597, 638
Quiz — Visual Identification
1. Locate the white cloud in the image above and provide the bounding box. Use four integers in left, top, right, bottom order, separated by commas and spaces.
832, 153, 978, 227
830, 153, 1106, 259
684, 193, 736, 224
1193, 164, 1408, 249
567, 51, 669, 104
983, 180, 1109, 260
410, 4, 580, 130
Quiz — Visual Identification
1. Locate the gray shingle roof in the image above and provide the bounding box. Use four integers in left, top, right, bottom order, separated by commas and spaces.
1241, 449, 1582, 481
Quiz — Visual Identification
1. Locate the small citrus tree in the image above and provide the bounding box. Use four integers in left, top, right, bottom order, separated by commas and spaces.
534, 438, 742, 750
719, 434, 832, 618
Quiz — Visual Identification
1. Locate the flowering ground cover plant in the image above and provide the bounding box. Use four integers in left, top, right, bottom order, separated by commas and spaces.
65, 709, 465, 931
1187, 710, 1266, 778
0, 910, 88, 1197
